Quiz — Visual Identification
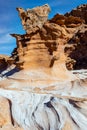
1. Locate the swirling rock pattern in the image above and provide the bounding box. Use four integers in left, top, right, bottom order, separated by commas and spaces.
0, 66, 87, 130
0, 4, 87, 130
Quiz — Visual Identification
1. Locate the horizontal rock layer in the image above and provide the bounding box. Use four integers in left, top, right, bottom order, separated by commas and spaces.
0, 4, 87, 130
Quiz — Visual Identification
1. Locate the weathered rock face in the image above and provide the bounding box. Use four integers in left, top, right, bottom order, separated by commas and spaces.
0, 96, 23, 130
65, 4, 87, 24
0, 4, 87, 130
11, 22, 71, 70
0, 97, 11, 127
50, 13, 83, 27
50, 4, 87, 70
11, 5, 80, 70
0, 55, 8, 71
17, 4, 50, 34
65, 24, 87, 70
0, 55, 15, 73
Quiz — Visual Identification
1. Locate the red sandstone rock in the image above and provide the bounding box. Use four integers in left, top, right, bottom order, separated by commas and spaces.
0, 4, 87, 130
17, 4, 50, 34
65, 24, 87, 70
65, 4, 87, 24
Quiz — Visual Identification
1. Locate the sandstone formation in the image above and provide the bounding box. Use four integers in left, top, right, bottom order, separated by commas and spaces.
11, 23, 70, 70
50, 4, 87, 70
0, 55, 8, 71
0, 55, 14, 71
16, 4, 50, 34
0, 4, 87, 130
65, 4, 87, 24
50, 13, 83, 27
65, 24, 87, 70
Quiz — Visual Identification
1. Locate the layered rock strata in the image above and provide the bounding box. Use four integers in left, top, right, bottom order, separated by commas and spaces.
65, 4, 87, 24
50, 4, 87, 70
65, 24, 87, 70
0, 4, 87, 130
11, 22, 70, 70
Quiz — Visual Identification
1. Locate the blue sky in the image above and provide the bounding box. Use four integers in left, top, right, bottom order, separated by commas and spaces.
0, 0, 87, 55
